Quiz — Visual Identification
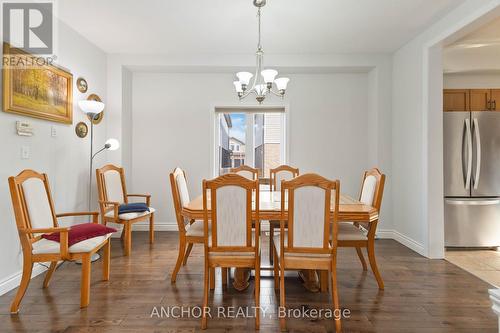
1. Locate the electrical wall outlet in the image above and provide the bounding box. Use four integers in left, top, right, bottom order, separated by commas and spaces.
51, 126, 57, 137
21, 146, 30, 159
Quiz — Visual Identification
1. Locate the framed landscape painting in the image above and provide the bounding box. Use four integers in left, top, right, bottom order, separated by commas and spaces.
2, 43, 73, 124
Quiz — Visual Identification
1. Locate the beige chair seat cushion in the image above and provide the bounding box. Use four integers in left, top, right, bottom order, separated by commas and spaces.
273, 233, 332, 259
208, 233, 257, 257
208, 251, 256, 258
105, 207, 155, 221
337, 222, 368, 241
185, 220, 207, 237
32, 233, 112, 255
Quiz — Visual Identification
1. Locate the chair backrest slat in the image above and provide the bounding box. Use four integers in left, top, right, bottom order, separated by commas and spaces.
96, 165, 127, 205
357, 168, 386, 234
281, 173, 339, 255
358, 168, 385, 210
203, 174, 258, 252
8, 170, 58, 247
270, 165, 299, 191
170, 167, 191, 232
230, 165, 258, 180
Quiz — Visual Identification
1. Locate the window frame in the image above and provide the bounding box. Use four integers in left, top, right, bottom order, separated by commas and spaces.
211, 105, 289, 178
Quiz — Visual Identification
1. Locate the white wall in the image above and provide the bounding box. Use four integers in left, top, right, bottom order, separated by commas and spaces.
0, 21, 107, 294
444, 73, 500, 88
131, 71, 381, 229
392, 0, 500, 257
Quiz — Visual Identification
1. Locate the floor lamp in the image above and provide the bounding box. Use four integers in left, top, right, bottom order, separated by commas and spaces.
78, 100, 120, 262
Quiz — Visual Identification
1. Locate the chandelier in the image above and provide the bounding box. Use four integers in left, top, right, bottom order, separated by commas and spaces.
233, 0, 290, 104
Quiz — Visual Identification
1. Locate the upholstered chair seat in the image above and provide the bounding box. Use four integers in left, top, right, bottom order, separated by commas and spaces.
272, 174, 342, 332
201, 174, 261, 330
104, 207, 156, 220
185, 220, 206, 237
336, 168, 386, 290
337, 223, 368, 241
96, 164, 155, 256
170, 167, 209, 283
268, 165, 299, 265
32, 234, 113, 255
273, 233, 331, 258
8, 170, 112, 313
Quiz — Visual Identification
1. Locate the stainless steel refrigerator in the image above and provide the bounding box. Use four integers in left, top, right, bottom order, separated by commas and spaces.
444, 111, 500, 247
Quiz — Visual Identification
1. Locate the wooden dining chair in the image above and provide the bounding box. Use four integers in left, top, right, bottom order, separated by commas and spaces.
230, 165, 259, 180
272, 173, 341, 332
201, 174, 261, 330
269, 165, 299, 265
338, 168, 386, 290
96, 164, 155, 256
170, 167, 211, 283
8, 170, 112, 312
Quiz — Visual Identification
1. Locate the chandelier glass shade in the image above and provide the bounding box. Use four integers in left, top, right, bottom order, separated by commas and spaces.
233, 0, 289, 104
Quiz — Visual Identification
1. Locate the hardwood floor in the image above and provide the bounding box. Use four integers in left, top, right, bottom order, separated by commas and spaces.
0, 232, 497, 332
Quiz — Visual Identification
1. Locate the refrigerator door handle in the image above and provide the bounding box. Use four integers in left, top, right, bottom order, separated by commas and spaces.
446, 199, 500, 206
464, 118, 472, 190
473, 118, 481, 190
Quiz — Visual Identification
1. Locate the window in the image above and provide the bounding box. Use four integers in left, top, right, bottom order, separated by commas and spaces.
215, 109, 286, 177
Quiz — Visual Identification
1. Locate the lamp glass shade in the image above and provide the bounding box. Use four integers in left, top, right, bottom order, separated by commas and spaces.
255, 84, 267, 96
233, 81, 243, 93
274, 77, 290, 91
105, 138, 120, 151
236, 72, 253, 85
261, 69, 278, 83
78, 100, 105, 114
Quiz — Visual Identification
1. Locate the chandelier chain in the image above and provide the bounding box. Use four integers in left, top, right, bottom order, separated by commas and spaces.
257, 8, 262, 50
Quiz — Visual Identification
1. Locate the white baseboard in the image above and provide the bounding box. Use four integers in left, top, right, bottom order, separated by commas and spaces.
377, 229, 425, 256
125, 224, 425, 256
0, 263, 47, 297
132, 221, 178, 231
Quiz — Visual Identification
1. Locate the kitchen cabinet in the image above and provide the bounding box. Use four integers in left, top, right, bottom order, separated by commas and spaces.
470, 89, 491, 111
444, 89, 500, 111
443, 89, 469, 111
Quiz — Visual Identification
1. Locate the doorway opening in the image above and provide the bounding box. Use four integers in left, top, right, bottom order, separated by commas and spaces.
441, 15, 500, 287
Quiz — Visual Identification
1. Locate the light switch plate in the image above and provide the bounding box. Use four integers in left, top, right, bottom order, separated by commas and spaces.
21, 146, 30, 159
51, 126, 57, 137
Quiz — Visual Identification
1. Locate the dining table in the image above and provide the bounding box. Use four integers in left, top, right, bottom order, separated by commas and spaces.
181, 189, 379, 291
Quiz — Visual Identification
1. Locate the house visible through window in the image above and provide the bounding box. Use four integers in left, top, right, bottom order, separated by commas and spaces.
215, 109, 286, 178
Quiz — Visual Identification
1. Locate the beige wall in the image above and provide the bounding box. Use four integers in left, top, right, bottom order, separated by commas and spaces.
264, 143, 280, 178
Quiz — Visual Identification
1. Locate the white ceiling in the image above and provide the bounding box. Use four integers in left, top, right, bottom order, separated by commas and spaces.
444, 16, 500, 73
57, 0, 464, 55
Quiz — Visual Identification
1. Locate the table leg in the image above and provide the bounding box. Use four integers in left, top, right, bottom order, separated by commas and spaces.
298, 269, 320, 293
233, 268, 251, 291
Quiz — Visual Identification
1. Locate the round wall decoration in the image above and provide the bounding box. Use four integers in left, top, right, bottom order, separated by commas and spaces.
76, 77, 88, 93
87, 94, 104, 124
75, 122, 88, 138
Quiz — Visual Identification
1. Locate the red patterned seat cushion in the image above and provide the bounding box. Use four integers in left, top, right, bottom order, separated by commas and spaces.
42, 223, 116, 246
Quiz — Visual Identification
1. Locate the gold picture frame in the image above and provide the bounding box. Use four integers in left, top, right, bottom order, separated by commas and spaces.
2, 43, 73, 124
75, 121, 88, 138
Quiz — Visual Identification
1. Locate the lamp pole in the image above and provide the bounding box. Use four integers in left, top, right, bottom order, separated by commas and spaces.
88, 114, 95, 211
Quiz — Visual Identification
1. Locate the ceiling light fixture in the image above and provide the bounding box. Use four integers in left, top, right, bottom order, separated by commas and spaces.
233, 0, 289, 104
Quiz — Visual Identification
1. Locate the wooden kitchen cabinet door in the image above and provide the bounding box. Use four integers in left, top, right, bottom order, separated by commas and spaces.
490, 89, 500, 111
443, 89, 469, 111
470, 89, 491, 111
